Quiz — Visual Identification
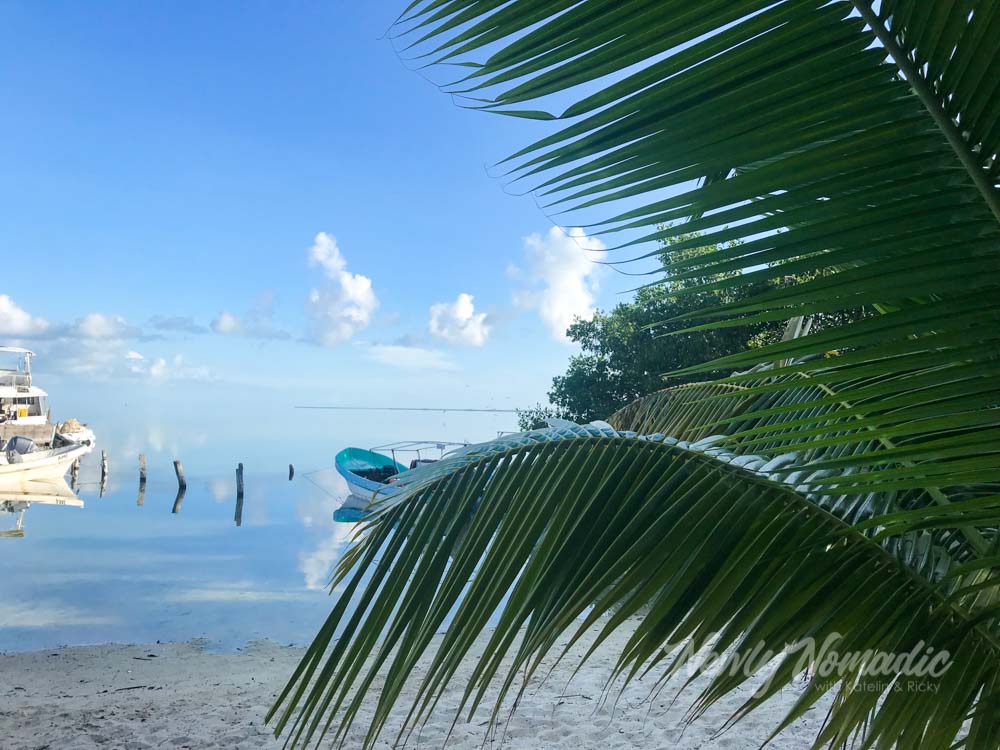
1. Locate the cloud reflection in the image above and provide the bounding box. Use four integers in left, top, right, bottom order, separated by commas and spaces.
0, 600, 117, 628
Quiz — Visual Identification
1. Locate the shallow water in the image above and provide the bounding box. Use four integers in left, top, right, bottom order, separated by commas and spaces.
0, 453, 360, 653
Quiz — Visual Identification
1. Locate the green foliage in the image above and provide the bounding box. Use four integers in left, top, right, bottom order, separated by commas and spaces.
549, 281, 768, 421
549, 235, 861, 423
272, 3, 1000, 749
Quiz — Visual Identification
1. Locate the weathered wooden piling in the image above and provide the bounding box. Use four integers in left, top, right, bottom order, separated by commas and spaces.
173, 459, 187, 490
288, 463, 295, 481
236, 462, 245, 499
171, 486, 186, 514
234, 494, 244, 527
100, 450, 109, 497
136, 453, 147, 506
70, 459, 80, 489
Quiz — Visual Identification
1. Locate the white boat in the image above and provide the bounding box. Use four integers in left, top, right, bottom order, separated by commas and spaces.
0, 347, 95, 482
335, 440, 467, 504
0, 438, 92, 482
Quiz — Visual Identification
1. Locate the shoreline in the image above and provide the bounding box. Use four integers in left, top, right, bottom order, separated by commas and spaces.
0, 624, 828, 749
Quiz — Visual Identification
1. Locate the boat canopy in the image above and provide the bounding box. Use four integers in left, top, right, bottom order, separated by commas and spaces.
370, 440, 468, 467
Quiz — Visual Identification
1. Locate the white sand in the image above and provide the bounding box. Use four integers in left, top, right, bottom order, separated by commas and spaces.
0, 623, 828, 749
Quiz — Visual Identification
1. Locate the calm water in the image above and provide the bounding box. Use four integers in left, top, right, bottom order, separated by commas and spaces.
0, 406, 518, 653
0, 453, 360, 652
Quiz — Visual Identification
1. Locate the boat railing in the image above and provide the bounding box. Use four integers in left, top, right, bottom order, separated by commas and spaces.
371, 440, 469, 466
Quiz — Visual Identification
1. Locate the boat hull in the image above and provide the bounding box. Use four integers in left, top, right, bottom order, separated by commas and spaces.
0, 443, 91, 483
335, 447, 405, 504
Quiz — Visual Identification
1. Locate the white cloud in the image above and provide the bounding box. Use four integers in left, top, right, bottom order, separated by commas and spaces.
57, 346, 212, 381
429, 293, 490, 346
365, 344, 455, 371
510, 226, 606, 342
211, 310, 242, 335
75, 312, 138, 339
0, 298, 213, 381
211, 292, 289, 340
306, 232, 379, 346
0, 295, 50, 336
145, 353, 212, 381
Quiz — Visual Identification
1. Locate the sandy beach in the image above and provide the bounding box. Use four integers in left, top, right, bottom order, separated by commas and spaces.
0, 622, 828, 749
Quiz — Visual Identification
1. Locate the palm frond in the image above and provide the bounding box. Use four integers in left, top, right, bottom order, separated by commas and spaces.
269, 427, 1000, 749
607, 381, 753, 437
270, 4, 1000, 747
389, 0, 1000, 494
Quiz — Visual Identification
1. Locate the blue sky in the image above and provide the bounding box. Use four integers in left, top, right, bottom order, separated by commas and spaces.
0, 2, 642, 468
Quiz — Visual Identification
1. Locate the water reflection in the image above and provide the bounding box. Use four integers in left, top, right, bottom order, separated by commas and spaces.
0, 478, 82, 539
0, 463, 360, 651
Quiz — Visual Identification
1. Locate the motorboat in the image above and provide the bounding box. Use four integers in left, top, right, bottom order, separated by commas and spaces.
0, 347, 95, 481
0, 346, 96, 447
0, 435, 92, 482
335, 440, 467, 502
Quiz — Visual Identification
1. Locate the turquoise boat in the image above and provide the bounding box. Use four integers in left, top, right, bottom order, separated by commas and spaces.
335, 447, 407, 499
334, 441, 468, 503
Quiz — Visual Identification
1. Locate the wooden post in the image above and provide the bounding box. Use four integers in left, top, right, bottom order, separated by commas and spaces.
100, 450, 109, 497
173, 459, 187, 490
70, 459, 80, 489
234, 494, 244, 527
171, 486, 186, 514
288, 463, 294, 481
136, 453, 147, 506
236, 462, 244, 499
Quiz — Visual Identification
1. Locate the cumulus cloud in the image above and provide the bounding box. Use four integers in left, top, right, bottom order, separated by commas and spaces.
211, 310, 242, 335
75, 312, 140, 340
211, 292, 289, 340
510, 227, 606, 342
0, 295, 50, 336
429, 293, 490, 346
365, 344, 455, 371
56, 346, 213, 381
145, 353, 212, 381
306, 232, 378, 346
0, 297, 211, 380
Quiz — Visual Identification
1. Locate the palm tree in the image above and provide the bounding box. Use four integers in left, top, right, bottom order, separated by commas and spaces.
269, 3, 1000, 748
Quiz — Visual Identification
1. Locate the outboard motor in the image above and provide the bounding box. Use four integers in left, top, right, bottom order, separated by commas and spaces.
5, 436, 36, 455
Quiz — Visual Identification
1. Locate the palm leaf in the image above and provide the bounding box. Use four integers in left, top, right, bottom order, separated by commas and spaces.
607, 381, 754, 437
269, 427, 1000, 749
270, 3, 1000, 747
387, 0, 1000, 494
